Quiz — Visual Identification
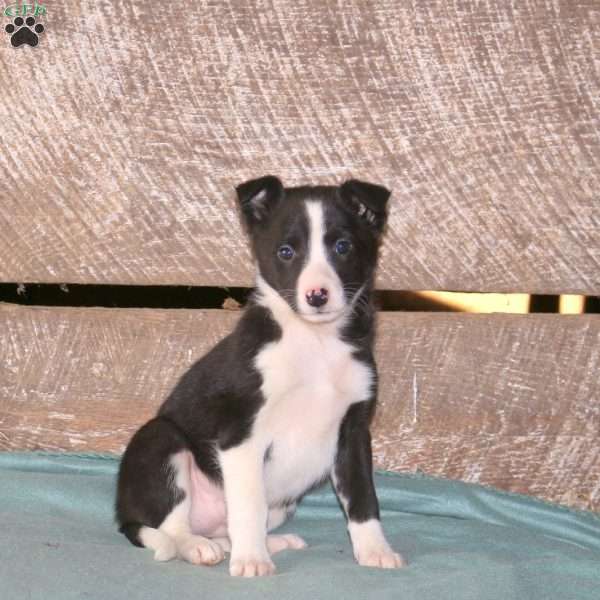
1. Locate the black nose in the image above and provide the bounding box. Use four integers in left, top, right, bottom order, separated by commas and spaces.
306, 288, 329, 308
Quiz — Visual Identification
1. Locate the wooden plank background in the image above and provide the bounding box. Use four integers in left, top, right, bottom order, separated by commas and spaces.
1, 303, 598, 511
0, 0, 599, 292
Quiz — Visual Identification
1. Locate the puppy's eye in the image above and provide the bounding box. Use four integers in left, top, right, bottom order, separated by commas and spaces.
277, 244, 295, 261
334, 239, 352, 255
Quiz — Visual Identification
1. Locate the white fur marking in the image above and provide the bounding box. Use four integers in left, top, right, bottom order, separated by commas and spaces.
218, 442, 274, 576
139, 526, 177, 562
296, 201, 346, 322
254, 275, 373, 505
347, 519, 405, 569
253, 304, 373, 506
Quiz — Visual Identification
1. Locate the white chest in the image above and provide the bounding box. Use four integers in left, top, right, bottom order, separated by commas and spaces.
253, 321, 373, 505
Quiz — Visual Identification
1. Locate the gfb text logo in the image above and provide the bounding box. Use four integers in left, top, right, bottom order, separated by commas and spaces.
4, 2, 46, 47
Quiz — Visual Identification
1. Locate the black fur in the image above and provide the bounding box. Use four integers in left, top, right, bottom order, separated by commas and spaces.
116, 417, 188, 540
333, 401, 380, 523
159, 304, 282, 452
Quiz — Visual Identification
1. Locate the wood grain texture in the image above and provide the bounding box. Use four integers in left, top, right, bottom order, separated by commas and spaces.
1, 303, 598, 510
0, 1, 599, 292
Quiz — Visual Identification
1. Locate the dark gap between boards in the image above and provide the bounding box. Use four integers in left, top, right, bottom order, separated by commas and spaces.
0, 283, 598, 313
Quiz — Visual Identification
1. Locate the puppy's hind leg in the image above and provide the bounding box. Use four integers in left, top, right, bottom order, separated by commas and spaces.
116, 417, 224, 566
160, 451, 225, 566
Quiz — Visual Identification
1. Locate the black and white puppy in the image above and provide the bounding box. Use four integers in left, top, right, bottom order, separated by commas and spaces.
116, 176, 404, 577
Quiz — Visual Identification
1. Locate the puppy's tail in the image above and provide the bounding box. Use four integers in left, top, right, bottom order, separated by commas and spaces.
120, 523, 177, 562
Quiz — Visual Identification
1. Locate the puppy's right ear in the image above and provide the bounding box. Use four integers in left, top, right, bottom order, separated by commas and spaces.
339, 179, 390, 233
236, 176, 284, 227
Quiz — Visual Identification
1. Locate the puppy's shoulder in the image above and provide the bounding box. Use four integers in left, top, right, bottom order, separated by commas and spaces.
233, 303, 282, 352
160, 303, 280, 406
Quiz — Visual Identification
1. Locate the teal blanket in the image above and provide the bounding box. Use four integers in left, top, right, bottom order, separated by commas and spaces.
1, 453, 599, 599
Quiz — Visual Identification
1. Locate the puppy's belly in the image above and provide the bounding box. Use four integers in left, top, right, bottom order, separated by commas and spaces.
187, 453, 228, 537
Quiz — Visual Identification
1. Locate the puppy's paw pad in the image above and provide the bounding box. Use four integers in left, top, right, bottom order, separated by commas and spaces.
267, 533, 307, 554
357, 548, 406, 569
230, 557, 276, 577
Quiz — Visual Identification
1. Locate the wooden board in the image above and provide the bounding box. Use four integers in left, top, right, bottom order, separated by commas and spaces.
1, 1, 599, 293
1, 303, 598, 511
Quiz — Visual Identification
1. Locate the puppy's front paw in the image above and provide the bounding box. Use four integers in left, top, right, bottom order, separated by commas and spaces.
349, 519, 406, 569
355, 546, 406, 569
229, 553, 276, 577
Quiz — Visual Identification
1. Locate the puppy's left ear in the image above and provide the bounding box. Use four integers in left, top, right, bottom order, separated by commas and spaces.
339, 179, 391, 233
236, 175, 284, 227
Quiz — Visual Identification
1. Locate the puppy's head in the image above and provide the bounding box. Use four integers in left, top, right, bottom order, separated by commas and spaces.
236, 176, 389, 324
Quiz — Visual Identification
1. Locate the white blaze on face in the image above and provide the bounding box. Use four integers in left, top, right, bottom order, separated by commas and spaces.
297, 201, 346, 322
